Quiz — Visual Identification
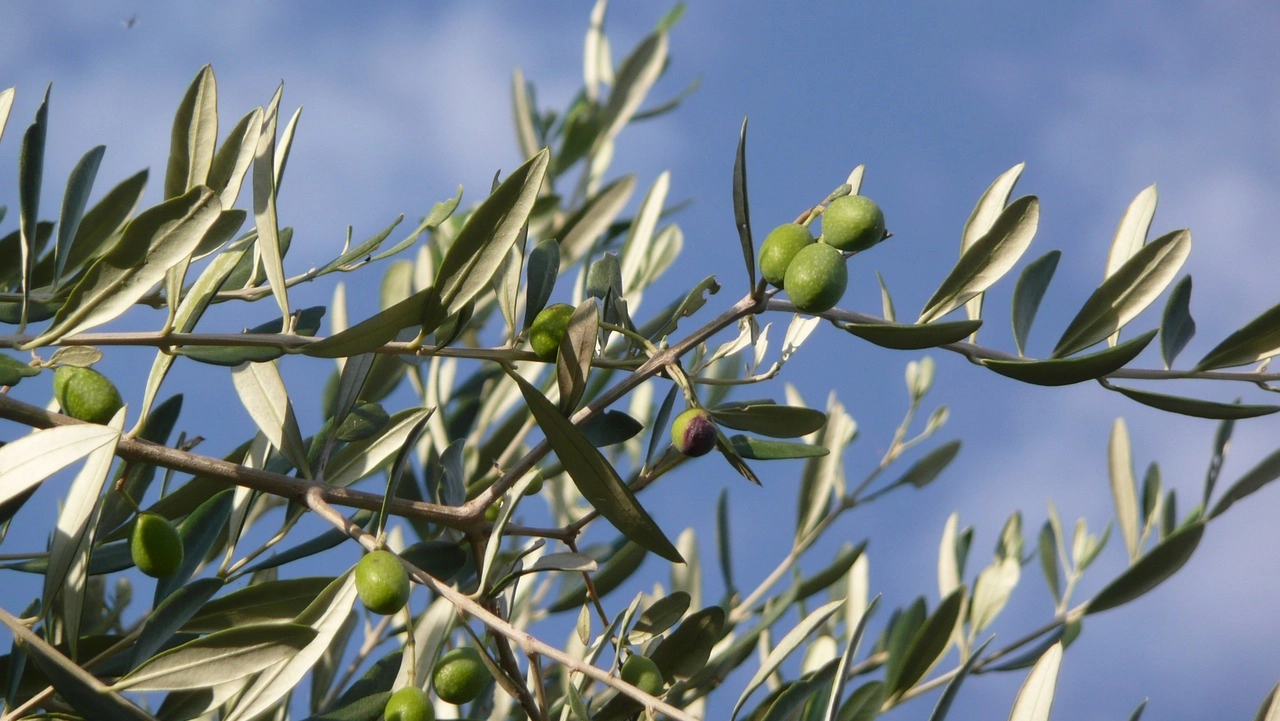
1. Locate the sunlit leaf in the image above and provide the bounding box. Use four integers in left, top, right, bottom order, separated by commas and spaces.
1109, 419, 1140, 562
115, 624, 317, 691
1007, 642, 1063, 721
183, 577, 337, 633
26, 186, 223, 347
252, 84, 290, 322
594, 31, 668, 153
165, 65, 218, 199
1053, 229, 1190, 358
231, 359, 311, 478
731, 599, 844, 721
0, 424, 120, 506
1194, 298, 1280, 371
960, 163, 1025, 324
919, 196, 1039, 324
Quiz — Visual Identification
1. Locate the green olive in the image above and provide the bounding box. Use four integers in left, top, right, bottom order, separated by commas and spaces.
131, 512, 183, 578
528, 303, 576, 361
783, 242, 848, 314
54, 366, 123, 425
670, 408, 717, 457
758, 223, 815, 287
621, 654, 665, 696
384, 686, 434, 721
432, 647, 489, 705
821, 195, 885, 253
355, 549, 411, 615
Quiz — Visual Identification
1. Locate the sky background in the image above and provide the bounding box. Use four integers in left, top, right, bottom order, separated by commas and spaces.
3, 2, 1280, 720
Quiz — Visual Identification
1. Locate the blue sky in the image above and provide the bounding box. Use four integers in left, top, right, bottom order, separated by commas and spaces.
3, 2, 1280, 719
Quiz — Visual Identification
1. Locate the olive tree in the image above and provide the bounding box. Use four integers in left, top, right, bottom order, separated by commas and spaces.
2, 5, 1280, 721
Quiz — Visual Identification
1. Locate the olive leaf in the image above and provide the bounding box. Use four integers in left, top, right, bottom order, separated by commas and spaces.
918, 195, 1039, 324
251, 84, 290, 323
960, 162, 1025, 324
733, 117, 755, 289
1053, 229, 1190, 358
1086, 522, 1204, 615
1007, 642, 1063, 721
982, 330, 1156, 386
1011, 250, 1061, 357
25, 185, 223, 348
1160, 275, 1195, 369
838, 319, 982, 351
53, 145, 106, 285
1194, 298, 1280, 371
114, 624, 317, 692
511, 370, 682, 563
165, 65, 218, 200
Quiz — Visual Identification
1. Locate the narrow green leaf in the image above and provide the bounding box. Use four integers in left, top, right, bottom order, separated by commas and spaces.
115, 624, 316, 691
26, 186, 223, 347
557, 298, 599, 414
1209, 446, 1280, 520
0, 424, 120, 506
324, 407, 433, 487
54, 145, 106, 284
837, 680, 885, 721
560, 175, 636, 260
716, 490, 736, 597
797, 542, 865, 602
1037, 522, 1060, 602
0, 354, 39, 386
132, 577, 225, 667
960, 163, 1025, 323
593, 31, 668, 153
0, 608, 155, 721
304, 286, 440, 358
1007, 642, 1063, 721
982, 329, 1156, 386
1011, 250, 1061, 356
1108, 385, 1278, 420
710, 400, 827, 438
183, 577, 337, 633
522, 238, 560, 330
890, 587, 965, 697
731, 599, 844, 721
1194, 298, 1280, 371
1086, 522, 1204, 614
1159, 275, 1196, 369
838, 319, 982, 351
728, 435, 829, 460
733, 117, 755, 289
42, 411, 121, 622
919, 196, 1039, 324
208, 107, 264, 209
512, 371, 682, 562
252, 84, 290, 323
154, 490, 235, 604
889, 440, 961, 490
231, 359, 312, 478
631, 592, 692, 642
1109, 419, 1140, 562
877, 271, 896, 322
62, 168, 149, 277
580, 410, 645, 448
165, 65, 218, 199
17, 87, 50, 330
548, 538, 647, 613
435, 149, 549, 316
1052, 229, 1190, 358
650, 605, 726, 681
927, 636, 994, 721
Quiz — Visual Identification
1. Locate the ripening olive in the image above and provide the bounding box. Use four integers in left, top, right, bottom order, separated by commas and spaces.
621, 654, 665, 696
384, 686, 434, 721
671, 408, 717, 457
432, 647, 489, 705
758, 223, 815, 288
54, 366, 123, 425
821, 195, 885, 253
131, 512, 183, 578
783, 242, 848, 314
355, 549, 411, 616
529, 303, 576, 361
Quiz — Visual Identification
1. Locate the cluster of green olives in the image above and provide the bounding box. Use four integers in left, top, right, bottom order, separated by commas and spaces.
758, 194, 886, 314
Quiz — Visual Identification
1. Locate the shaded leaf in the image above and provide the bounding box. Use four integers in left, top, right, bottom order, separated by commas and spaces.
927, 636, 994, 721
1209, 446, 1280, 520
837, 680, 885, 721
132, 577, 225, 667
580, 410, 645, 447
889, 440, 961, 490
890, 587, 965, 697
0, 353, 39, 386
594, 31, 668, 152
1160, 275, 1195, 368
1108, 385, 1278, 420
731, 599, 844, 721
1053, 229, 1190, 358
1086, 522, 1204, 614
650, 605, 726, 681
838, 319, 982, 351
982, 330, 1156, 386
183, 577, 337, 633
54, 145, 106, 284
512, 371, 682, 562
522, 238, 560, 330
733, 117, 755, 289
548, 539, 647, 613
251, 84, 290, 322
1011, 250, 1061, 356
